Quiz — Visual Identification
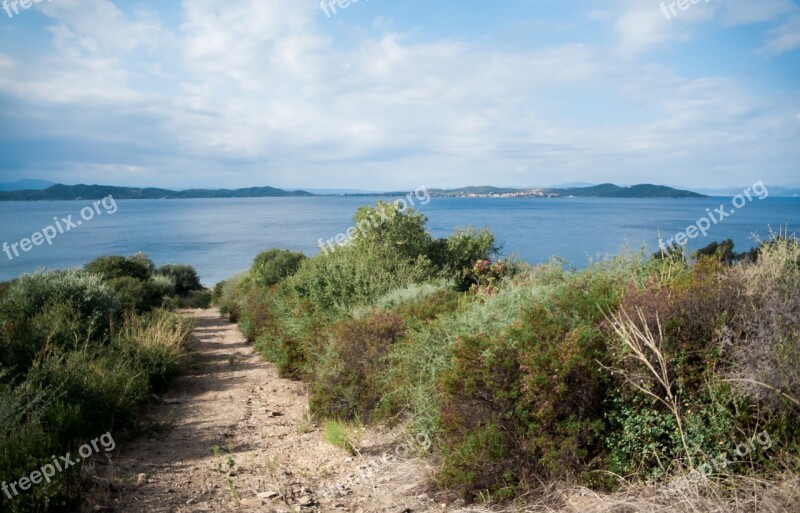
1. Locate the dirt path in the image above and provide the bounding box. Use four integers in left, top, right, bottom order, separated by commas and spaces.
111, 308, 457, 513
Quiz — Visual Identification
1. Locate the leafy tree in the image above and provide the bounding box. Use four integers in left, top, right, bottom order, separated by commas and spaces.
694, 239, 737, 263
350, 201, 433, 261
430, 226, 498, 290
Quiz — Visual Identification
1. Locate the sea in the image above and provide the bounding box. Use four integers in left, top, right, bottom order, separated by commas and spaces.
1, 196, 798, 285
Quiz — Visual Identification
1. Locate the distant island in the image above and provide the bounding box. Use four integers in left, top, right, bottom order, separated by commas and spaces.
387, 183, 707, 199
0, 182, 705, 201
0, 183, 314, 201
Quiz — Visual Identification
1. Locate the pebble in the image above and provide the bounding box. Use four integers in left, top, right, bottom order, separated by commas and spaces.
239, 498, 264, 508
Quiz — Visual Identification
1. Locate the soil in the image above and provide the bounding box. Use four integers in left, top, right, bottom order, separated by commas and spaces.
105, 308, 466, 513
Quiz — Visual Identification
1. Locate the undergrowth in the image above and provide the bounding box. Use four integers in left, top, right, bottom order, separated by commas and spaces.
215, 202, 800, 505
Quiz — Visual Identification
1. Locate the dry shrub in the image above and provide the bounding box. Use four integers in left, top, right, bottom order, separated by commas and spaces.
739, 236, 799, 298
727, 237, 800, 415
619, 257, 742, 393
310, 312, 406, 420
605, 258, 773, 483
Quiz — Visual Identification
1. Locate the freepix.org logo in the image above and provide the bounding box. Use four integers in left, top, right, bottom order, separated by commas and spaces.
2, 195, 118, 263
2, 432, 116, 500
3, 0, 52, 20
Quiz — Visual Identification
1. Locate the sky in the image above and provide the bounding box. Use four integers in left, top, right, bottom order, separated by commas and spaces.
0, 0, 798, 191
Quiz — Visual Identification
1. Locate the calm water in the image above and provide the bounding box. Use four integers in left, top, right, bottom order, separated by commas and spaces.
1, 196, 798, 285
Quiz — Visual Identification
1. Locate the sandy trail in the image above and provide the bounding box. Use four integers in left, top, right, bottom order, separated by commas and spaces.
110, 308, 451, 513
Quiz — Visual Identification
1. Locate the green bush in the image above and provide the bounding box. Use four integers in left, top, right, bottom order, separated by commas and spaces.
0, 256, 201, 512
0, 372, 71, 513
604, 255, 764, 478
290, 243, 435, 312
25, 348, 147, 447
176, 289, 212, 309
383, 285, 463, 325
0, 270, 116, 373
85, 253, 154, 281
238, 287, 273, 342
438, 422, 512, 497
429, 226, 498, 290
157, 264, 203, 295
350, 201, 434, 261
251, 249, 306, 286
211, 281, 225, 305
437, 268, 622, 499
464, 259, 507, 294
0, 308, 192, 511
108, 276, 159, 313
249, 290, 336, 380
379, 265, 562, 438
1, 269, 116, 326
104, 266, 177, 314
216, 207, 800, 505
310, 312, 405, 420
215, 272, 249, 322
151, 274, 176, 297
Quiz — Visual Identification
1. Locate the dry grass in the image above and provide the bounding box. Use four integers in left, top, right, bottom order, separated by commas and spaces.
119, 309, 192, 356
738, 232, 799, 298
453, 473, 800, 512
114, 309, 194, 387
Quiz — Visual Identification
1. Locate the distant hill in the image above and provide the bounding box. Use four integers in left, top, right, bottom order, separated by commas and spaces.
556, 183, 706, 198
422, 183, 706, 198
0, 181, 707, 201
0, 179, 55, 192
0, 184, 313, 201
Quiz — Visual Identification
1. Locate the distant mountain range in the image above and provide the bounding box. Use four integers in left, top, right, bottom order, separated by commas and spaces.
0, 184, 313, 200
0, 182, 707, 200
414, 183, 706, 199
3, 180, 799, 200
0, 179, 55, 192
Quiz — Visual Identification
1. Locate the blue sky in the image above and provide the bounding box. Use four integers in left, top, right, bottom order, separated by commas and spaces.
0, 0, 798, 190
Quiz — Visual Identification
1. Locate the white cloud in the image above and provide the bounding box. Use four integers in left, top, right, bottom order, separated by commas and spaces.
611, 0, 715, 57
610, 0, 800, 58
716, 0, 800, 55
718, 0, 797, 26
760, 16, 800, 55
0, 0, 797, 189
